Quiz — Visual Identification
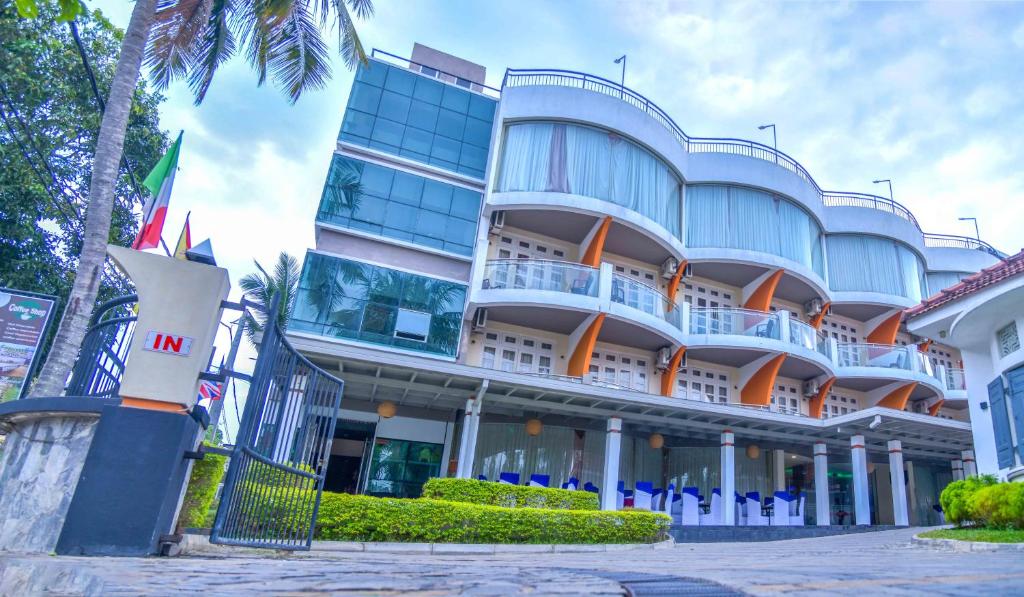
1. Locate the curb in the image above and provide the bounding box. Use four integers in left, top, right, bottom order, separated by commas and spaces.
912, 533, 1024, 552
180, 534, 675, 556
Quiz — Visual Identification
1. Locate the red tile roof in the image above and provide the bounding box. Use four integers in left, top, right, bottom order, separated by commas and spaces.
905, 249, 1024, 319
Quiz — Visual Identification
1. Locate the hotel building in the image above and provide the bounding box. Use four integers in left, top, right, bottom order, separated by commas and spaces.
285, 44, 1005, 526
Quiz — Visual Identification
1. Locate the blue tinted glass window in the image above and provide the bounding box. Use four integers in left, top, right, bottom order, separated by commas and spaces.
359, 163, 394, 197
463, 117, 491, 147
441, 85, 470, 112
353, 194, 387, 225
384, 202, 417, 230
384, 66, 416, 94
459, 144, 488, 173
468, 94, 496, 121
450, 187, 481, 220
407, 100, 439, 131
349, 84, 381, 113
431, 136, 461, 164
421, 180, 454, 213
377, 90, 411, 122
445, 218, 475, 246
370, 118, 404, 147
356, 62, 387, 86
401, 127, 433, 156
413, 77, 444, 104
436, 109, 466, 140
341, 110, 374, 140
391, 172, 423, 206
416, 209, 447, 237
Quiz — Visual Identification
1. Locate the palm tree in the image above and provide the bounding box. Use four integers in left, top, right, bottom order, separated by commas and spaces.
25, 0, 374, 397
239, 252, 301, 347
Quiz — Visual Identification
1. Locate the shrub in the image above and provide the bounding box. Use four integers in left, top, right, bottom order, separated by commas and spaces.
940, 475, 999, 526
969, 483, 1024, 529
421, 478, 599, 511
177, 446, 227, 530
314, 492, 669, 544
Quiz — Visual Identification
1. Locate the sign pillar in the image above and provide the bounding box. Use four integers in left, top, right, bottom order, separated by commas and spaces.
813, 442, 830, 526
721, 430, 735, 525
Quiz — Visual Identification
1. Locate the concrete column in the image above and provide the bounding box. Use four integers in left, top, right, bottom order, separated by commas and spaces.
813, 442, 830, 526
961, 450, 977, 477
851, 435, 871, 526
455, 397, 477, 479
773, 449, 786, 491
888, 440, 909, 526
600, 417, 623, 511
906, 461, 919, 526
721, 430, 736, 525
951, 459, 964, 481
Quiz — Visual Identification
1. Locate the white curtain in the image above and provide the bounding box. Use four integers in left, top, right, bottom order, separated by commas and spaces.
827, 235, 926, 301
618, 435, 663, 488
665, 447, 773, 497
497, 123, 553, 192
927, 271, 966, 296
472, 422, 576, 483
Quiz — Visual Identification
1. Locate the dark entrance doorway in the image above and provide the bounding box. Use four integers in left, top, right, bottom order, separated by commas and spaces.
323, 420, 376, 494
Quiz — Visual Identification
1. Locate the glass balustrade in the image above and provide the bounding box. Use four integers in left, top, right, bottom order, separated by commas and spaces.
835, 343, 915, 370
945, 368, 967, 391
916, 353, 935, 377
610, 274, 682, 330
788, 319, 820, 351
689, 308, 781, 339
481, 259, 599, 296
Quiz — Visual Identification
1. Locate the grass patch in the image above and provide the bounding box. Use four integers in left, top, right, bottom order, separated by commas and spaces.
919, 527, 1024, 543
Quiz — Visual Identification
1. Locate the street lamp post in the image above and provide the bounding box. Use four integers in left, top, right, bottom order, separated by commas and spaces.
872, 179, 894, 203
614, 55, 626, 98
758, 124, 777, 163
959, 217, 981, 241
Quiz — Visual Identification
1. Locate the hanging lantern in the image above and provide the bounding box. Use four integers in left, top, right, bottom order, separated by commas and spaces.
649, 433, 665, 449
867, 462, 876, 474
746, 444, 761, 460
376, 401, 397, 419
525, 418, 543, 436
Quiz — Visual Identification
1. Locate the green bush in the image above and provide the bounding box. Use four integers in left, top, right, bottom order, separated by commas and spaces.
969, 483, 1024, 529
177, 446, 227, 530
940, 475, 999, 526
314, 492, 669, 544
421, 478, 599, 511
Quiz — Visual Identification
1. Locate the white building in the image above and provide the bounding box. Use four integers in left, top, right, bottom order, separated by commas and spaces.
284, 44, 1007, 527
906, 251, 1024, 482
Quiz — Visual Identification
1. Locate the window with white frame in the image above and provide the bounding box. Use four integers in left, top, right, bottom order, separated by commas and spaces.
588, 349, 650, 392
771, 380, 802, 415
492, 234, 570, 291
674, 364, 730, 404
481, 332, 554, 376
683, 280, 736, 334
823, 390, 859, 418
997, 322, 1020, 358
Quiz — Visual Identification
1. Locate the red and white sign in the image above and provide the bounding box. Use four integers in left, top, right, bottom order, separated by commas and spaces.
143, 331, 193, 356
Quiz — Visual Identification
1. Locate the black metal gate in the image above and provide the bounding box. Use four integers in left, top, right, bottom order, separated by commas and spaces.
210, 301, 344, 550
65, 294, 138, 397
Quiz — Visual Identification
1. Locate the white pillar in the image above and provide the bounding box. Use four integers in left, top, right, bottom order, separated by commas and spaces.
773, 449, 786, 491
951, 459, 964, 481
888, 440, 909, 526
851, 435, 871, 526
455, 397, 478, 479
813, 442, 830, 526
721, 430, 736, 525
961, 450, 977, 477
906, 461, 918, 525
600, 417, 622, 511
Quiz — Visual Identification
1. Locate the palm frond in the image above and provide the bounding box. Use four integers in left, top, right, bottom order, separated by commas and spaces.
345, 0, 373, 19
187, 0, 238, 103
330, 0, 366, 69
146, 0, 213, 89
264, 0, 331, 103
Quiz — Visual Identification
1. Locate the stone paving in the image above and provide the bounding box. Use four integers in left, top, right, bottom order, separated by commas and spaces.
2, 528, 1024, 595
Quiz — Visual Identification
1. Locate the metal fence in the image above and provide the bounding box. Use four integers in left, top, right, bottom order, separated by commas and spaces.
211, 299, 344, 550
65, 294, 138, 397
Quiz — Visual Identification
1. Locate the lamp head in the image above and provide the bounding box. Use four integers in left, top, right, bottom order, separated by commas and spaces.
758, 124, 773, 130
614, 55, 625, 64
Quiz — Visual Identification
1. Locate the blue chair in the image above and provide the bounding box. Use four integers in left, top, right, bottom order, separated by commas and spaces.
583, 482, 599, 494
735, 492, 747, 526
561, 477, 579, 490
528, 474, 550, 488
701, 488, 722, 525
651, 487, 664, 511
476, 475, 487, 481
745, 491, 768, 526
634, 482, 654, 510
616, 480, 626, 509
498, 472, 520, 485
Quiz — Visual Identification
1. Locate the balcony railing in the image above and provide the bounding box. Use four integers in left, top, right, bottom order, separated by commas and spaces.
611, 274, 682, 330
836, 343, 915, 371
481, 259, 599, 296
789, 318, 823, 352
922, 233, 1004, 258
501, 67, 1002, 251
945, 367, 967, 392
689, 307, 780, 339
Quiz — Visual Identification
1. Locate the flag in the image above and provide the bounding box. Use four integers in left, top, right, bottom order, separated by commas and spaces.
134, 131, 183, 250
198, 379, 222, 402
173, 211, 192, 260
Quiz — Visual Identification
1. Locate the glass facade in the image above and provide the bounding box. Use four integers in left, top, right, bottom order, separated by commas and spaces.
926, 271, 968, 296
686, 184, 825, 277
289, 252, 467, 357
495, 121, 682, 237
317, 154, 482, 256
339, 59, 497, 179
365, 437, 443, 498
825, 234, 928, 301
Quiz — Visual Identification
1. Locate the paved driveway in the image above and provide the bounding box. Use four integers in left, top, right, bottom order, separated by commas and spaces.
2, 528, 1024, 595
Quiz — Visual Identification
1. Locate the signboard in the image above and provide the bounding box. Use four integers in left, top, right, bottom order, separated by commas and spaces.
0, 289, 57, 402
143, 331, 193, 356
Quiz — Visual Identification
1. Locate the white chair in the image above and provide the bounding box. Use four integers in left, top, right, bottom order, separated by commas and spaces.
498, 472, 520, 485
662, 484, 676, 519
772, 491, 793, 526
634, 482, 654, 510
651, 488, 664, 512
790, 492, 806, 526
616, 481, 625, 510
700, 488, 721, 525
933, 504, 945, 525
735, 492, 747, 526
745, 492, 768, 526
528, 474, 550, 488
680, 486, 700, 526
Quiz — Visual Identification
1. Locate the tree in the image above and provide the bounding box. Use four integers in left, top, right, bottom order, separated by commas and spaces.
238, 252, 300, 346
23, 0, 374, 397
0, 5, 167, 368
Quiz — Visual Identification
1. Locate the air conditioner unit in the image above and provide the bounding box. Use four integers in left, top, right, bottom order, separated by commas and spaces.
472, 308, 488, 331
682, 263, 693, 278
660, 258, 679, 280
804, 298, 824, 317
802, 379, 821, 397
656, 346, 672, 370
489, 210, 505, 234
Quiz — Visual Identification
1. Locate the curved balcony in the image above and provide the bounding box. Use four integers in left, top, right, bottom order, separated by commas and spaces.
686, 307, 834, 378
834, 342, 945, 400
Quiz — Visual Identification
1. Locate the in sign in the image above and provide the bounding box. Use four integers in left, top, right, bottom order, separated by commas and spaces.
143, 331, 193, 356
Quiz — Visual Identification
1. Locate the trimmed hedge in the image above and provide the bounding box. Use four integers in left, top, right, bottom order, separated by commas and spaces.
969, 483, 1024, 529
940, 475, 999, 526
177, 446, 227, 530
421, 478, 599, 511
314, 492, 669, 544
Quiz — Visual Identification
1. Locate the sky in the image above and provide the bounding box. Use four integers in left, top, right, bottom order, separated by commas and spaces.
88, 0, 1024, 436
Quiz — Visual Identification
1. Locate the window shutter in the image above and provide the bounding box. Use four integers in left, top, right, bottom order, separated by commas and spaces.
1006, 366, 1024, 464
988, 376, 1016, 469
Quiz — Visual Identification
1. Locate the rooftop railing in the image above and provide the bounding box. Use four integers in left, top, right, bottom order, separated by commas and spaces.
502, 67, 1001, 252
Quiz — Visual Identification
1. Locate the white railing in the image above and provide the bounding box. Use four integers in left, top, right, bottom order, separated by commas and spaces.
611, 274, 682, 330
788, 318, 821, 352
689, 307, 780, 339
836, 343, 915, 370
945, 368, 967, 392
482, 259, 599, 296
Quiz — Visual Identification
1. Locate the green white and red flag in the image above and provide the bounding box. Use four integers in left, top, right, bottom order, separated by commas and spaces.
134, 131, 182, 250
